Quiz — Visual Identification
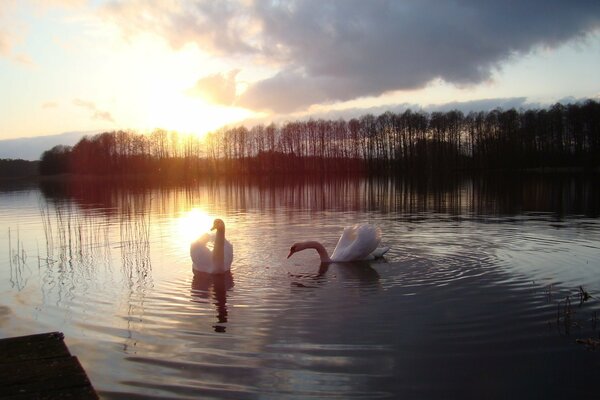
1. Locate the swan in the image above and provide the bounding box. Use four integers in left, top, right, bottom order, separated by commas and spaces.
190, 218, 233, 274
287, 224, 389, 263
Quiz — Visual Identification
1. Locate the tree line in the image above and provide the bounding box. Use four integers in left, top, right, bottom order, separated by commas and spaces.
39, 100, 600, 177
0, 159, 39, 178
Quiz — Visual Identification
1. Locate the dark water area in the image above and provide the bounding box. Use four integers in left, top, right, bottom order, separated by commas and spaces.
1, 173, 599, 398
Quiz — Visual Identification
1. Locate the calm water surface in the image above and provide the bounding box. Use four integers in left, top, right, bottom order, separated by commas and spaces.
1, 175, 599, 399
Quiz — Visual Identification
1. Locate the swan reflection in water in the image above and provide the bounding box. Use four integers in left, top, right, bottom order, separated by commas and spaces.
191, 270, 234, 332
289, 260, 382, 290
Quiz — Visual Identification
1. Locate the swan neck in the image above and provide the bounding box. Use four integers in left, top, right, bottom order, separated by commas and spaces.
213, 228, 225, 269
301, 241, 331, 263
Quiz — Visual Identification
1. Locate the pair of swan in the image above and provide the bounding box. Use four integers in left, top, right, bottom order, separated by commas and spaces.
190, 219, 389, 274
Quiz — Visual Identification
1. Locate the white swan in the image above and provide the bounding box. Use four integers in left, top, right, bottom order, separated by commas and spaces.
287, 224, 389, 263
190, 219, 233, 274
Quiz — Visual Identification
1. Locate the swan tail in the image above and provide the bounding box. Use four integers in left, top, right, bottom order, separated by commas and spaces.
331, 224, 383, 262
371, 246, 390, 258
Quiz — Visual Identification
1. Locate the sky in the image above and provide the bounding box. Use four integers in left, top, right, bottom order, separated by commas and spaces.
1, 0, 600, 141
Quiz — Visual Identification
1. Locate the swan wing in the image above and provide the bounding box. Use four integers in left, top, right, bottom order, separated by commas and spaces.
331, 224, 381, 262
223, 239, 234, 271
191, 238, 214, 273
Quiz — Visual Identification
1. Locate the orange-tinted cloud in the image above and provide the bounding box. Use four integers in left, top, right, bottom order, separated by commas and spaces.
103, 0, 600, 113
0, 31, 9, 56
186, 70, 239, 106
42, 101, 59, 109
73, 98, 115, 123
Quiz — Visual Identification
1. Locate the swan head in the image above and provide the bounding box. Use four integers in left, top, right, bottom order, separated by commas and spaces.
211, 219, 225, 232
287, 243, 299, 259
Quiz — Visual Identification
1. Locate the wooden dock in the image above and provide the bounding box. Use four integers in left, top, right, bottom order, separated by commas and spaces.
0, 332, 98, 399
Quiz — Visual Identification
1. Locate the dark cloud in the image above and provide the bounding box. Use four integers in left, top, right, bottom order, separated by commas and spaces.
104, 0, 600, 113
242, 97, 538, 127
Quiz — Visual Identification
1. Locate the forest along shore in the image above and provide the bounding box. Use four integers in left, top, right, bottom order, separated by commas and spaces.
1, 100, 598, 179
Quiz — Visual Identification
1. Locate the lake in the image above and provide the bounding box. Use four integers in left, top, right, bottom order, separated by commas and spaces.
1, 174, 599, 399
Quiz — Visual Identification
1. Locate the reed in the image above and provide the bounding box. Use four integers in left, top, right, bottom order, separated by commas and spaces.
8, 227, 29, 291
38, 194, 152, 296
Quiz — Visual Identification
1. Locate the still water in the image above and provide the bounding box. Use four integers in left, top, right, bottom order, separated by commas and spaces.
1, 175, 599, 399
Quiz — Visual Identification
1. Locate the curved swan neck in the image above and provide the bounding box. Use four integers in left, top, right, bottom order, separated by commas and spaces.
296, 241, 332, 263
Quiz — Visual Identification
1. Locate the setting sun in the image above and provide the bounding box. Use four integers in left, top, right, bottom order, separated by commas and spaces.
146, 91, 252, 138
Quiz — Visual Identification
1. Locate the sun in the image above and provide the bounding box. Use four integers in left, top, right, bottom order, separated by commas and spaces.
147, 90, 253, 139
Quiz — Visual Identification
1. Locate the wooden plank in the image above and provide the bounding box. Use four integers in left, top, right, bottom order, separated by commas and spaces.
5, 386, 99, 400
0, 332, 70, 363
0, 332, 98, 399
0, 356, 96, 398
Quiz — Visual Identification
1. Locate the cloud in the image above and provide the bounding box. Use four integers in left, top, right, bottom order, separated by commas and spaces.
35, 0, 86, 7
1, 0, 80, 63
92, 110, 114, 122
241, 96, 600, 128
242, 97, 536, 127
73, 98, 115, 123
0, 31, 9, 56
186, 70, 239, 106
13, 53, 35, 66
73, 98, 94, 109
101, 0, 256, 54
42, 101, 59, 109
103, 0, 600, 113
428, 98, 533, 113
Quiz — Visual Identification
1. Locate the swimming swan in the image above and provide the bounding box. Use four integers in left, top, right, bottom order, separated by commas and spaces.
287, 224, 389, 263
190, 219, 233, 274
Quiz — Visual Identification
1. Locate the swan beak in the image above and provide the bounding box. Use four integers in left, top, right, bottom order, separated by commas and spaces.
287, 250, 294, 259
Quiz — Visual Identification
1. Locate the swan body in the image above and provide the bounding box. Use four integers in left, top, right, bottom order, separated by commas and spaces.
191, 219, 233, 274
288, 224, 389, 263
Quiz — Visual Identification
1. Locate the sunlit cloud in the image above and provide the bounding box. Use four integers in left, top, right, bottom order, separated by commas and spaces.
0, 31, 9, 56
101, 0, 600, 114
0, 2, 34, 65
0, 1, 13, 58
92, 110, 114, 123
186, 70, 239, 106
13, 53, 35, 67
100, 0, 258, 54
42, 101, 59, 109
73, 98, 115, 123
34, 0, 86, 7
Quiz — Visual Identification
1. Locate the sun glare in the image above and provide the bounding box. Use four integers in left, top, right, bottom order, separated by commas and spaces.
147, 90, 253, 139
174, 208, 214, 253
